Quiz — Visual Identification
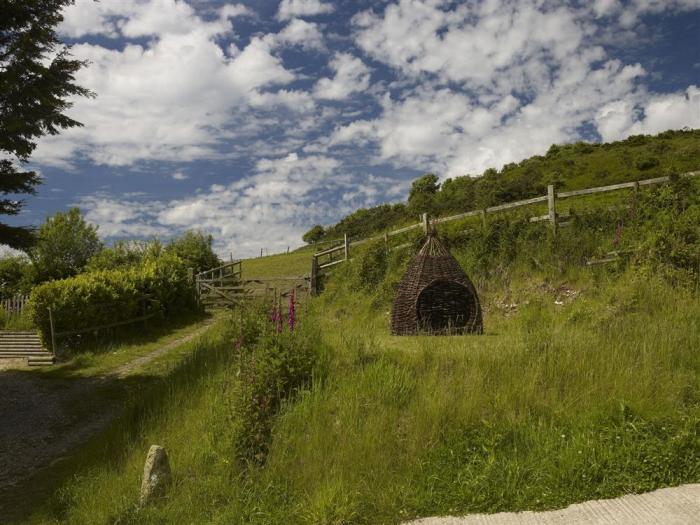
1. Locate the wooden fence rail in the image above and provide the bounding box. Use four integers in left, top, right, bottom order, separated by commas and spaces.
309, 170, 699, 286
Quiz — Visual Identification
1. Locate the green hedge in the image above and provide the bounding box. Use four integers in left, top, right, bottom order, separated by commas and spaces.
29, 253, 195, 345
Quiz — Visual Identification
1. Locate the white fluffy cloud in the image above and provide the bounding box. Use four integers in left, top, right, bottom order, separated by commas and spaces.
314, 53, 371, 100
334, 0, 671, 176
59, 0, 251, 38
38, 1, 300, 167
590, 0, 700, 26
277, 0, 334, 21
79, 153, 403, 257
596, 86, 700, 141
275, 19, 326, 51
80, 195, 168, 237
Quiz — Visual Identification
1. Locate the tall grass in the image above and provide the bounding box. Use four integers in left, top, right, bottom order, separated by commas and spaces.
31, 269, 699, 524
250, 271, 698, 523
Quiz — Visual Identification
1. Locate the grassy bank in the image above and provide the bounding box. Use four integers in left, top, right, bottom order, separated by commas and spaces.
30, 266, 699, 524
263, 270, 698, 523
242, 244, 315, 278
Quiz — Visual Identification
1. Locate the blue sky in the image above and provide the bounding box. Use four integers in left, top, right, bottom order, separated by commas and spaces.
11, 0, 700, 257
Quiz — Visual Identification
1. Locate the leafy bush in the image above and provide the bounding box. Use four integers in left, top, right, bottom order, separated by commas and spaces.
233, 304, 319, 465
29, 208, 102, 282
86, 240, 149, 271
0, 255, 33, 298
165, 230, 221, 273
635, 155, 659, 171
353, 239, 388, 291
29, 252, 195, 346
302, 225, 325, 244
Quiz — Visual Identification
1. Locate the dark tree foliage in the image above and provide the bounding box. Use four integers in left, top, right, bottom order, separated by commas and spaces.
302, 225, 325, 244
0, 254, 32, 298
166, 230, 221, 273
407, 173, 440, 216
324, 203, 411, 241
0, 0, 93, 248
29, 207, 102, 282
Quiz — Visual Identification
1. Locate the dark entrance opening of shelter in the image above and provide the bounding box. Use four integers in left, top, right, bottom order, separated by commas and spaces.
416, 280, 473, 332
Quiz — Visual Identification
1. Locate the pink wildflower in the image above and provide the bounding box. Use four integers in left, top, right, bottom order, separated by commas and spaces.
288, 289, 296, 332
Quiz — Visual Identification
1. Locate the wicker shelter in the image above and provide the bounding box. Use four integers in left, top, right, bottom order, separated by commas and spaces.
391, 234, 483, 335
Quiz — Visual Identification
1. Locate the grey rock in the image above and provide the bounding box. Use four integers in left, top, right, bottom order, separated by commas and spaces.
139, 445, 171, 506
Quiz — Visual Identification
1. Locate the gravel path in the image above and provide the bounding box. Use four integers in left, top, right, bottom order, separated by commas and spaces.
0, 321, 214, 522
404, 484, 700, 525
112, 320, 214, 377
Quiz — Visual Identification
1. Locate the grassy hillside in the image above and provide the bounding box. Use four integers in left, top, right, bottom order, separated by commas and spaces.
30, 174, 700, 524
242, 244, 316, 279
317, 129, 700, 243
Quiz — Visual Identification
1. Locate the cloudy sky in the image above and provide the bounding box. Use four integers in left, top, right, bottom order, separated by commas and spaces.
12, 0, 700, 257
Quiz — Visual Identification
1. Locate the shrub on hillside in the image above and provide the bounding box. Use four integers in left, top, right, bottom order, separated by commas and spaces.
353, 239, 389, 291
302, 225, 325, 244
165, 230, 221, 273
86, 239, 150, 271
635, 155, 659, 171
29, 252, 195, 346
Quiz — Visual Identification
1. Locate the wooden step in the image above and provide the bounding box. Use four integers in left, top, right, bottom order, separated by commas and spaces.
0, 348, 46, 353
28, 358, 55, 366
0, 352, 51, 358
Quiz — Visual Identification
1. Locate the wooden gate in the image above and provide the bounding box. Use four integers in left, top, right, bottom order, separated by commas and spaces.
195, 261, 310, 308
195, 260, 243, 308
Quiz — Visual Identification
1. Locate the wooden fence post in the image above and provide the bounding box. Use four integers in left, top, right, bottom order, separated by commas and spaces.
344, 234, 349, 261
480, 209, 487, 229
310, 256, 318, 296
48, 307, 56, 356
548, 184, 557, 234
195, 274, 201, 308
421, 213, 429, 234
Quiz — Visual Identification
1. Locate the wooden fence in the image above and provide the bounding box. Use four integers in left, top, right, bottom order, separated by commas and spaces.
195, 259, 309, 307
1, 295, 29, 315
308, 170, 699, 290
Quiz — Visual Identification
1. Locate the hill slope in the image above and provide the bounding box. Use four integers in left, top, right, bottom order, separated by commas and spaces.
317, 129, 700, 243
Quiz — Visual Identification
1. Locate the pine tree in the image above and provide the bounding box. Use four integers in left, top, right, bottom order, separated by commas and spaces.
0, 0, 93, 248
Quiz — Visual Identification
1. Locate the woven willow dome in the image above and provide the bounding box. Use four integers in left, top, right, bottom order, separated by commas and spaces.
391, 234, 483, 335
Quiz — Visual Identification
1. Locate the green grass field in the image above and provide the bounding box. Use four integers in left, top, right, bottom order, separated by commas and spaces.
29, 266, 699, 525
242, 244, 316, 279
